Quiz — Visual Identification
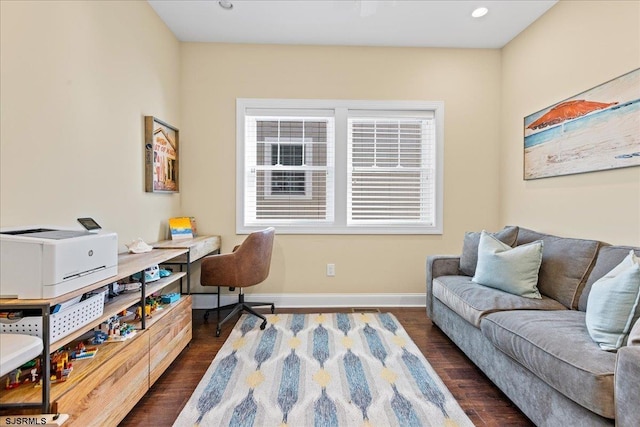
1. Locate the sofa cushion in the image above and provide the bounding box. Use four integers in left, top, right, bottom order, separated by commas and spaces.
586, 250, 640, 351
579, 246, 640, 311
517, 228, 601, 309
472, 232, 543, 299
432, 275, 566, 328
460, 226, 519, 276
481, 310, 616, 419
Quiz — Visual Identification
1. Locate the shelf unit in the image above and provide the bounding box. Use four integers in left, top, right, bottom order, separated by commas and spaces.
0, 248, 193, 425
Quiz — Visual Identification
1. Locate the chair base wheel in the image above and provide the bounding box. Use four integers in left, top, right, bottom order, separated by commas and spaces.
270, 304, 275, 314
216, 327, 221, 337
260, 320, 267, 330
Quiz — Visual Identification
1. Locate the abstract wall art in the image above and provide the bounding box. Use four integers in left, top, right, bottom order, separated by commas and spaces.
524, 68, 639, 180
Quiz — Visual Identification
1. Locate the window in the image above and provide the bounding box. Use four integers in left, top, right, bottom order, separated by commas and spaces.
243, 113, 335, 224
237, 99, 443, 234
264, 137, 311, 197
348, 113, 435, 226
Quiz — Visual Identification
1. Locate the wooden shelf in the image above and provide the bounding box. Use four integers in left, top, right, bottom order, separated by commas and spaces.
145, 272, 185, 296
0, 296, 193, 407
0, 248, 195, 424
0, 330, 148, 406
129, 295, 188, 331
46, 272, 185, 352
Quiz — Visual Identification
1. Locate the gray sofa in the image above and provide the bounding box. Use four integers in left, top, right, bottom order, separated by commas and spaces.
426, 227, 640, 426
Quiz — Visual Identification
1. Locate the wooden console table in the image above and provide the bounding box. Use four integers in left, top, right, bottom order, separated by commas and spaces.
0, 248, 193, 425
153, 235, 221, 294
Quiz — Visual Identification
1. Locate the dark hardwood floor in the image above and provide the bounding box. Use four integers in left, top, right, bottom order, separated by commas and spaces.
120, 307, 534, 426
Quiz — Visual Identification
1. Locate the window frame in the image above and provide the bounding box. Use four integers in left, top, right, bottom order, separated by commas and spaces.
263, 137, 313, 200
236, 99, 444, 235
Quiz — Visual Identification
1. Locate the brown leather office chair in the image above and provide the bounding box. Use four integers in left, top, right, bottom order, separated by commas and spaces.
201, 227, 275, 336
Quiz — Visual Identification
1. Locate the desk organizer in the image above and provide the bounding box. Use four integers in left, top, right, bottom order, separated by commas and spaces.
0, 290, 106, 342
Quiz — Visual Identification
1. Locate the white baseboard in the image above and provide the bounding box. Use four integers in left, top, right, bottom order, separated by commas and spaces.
191, 293, 426, 309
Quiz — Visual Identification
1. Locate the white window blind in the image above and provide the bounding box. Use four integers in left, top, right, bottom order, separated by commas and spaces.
243, 113, 335, 226
348, 113, 435, 226
237, 99, 443, 234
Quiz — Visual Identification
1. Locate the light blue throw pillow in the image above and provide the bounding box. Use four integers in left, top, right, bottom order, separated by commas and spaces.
472, 231, 543, 299
586, 250, 640, 351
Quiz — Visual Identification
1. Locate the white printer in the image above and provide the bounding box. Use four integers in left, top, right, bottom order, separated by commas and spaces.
0, 227, 118, 299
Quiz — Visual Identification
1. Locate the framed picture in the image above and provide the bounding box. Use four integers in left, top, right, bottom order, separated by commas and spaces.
145, 116, 179, 193
524, 68, 640, 180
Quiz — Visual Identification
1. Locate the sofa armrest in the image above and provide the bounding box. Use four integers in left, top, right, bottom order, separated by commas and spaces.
615, 345, 640, 426
613, 320, 640, 427
426, 255, 460, 319
615, 318, 640, 426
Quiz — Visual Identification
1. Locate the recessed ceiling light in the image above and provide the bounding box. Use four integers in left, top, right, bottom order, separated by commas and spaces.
219, 1, 233, 10
472, 7, 489, 18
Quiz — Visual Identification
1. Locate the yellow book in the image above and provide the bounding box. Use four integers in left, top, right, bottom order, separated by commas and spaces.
168, 217, 193, 240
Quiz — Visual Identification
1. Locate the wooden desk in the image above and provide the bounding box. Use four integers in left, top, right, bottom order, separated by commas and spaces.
153, 235, 221, 294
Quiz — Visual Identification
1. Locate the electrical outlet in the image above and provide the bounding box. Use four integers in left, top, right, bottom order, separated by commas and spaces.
326, 263, 336, 277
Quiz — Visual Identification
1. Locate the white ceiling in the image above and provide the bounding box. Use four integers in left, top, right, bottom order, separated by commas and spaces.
148, 0, 558, 49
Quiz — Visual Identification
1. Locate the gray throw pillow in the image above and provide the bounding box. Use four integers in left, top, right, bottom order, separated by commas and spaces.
460, 226, 519, 276
472, 231, 543, 299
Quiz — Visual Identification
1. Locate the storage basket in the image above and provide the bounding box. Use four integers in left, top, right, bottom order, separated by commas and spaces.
0, 290, 106, 342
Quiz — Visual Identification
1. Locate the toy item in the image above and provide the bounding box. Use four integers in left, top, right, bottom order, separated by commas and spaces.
134, 297, 160, 320
131, 265, 160, 283
124, 282, 142, 292
50, 350, 72, 382
96, 316, 136, 341
70, 342, 98, 360
5, 369, 21, 389
94, 316, 135, 342
161, 293, 180, 304
91, 330, 108, 344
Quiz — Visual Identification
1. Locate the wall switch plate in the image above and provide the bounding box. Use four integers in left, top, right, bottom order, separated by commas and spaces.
326, 263, 336, 277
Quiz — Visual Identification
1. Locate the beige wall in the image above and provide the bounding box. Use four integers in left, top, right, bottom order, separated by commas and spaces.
180, 44, 502, 294
500, 0, 640, 245
0, 0, 181, 249
3, 1, 636, 299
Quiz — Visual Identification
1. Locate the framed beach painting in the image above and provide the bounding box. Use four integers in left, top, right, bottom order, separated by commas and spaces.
145, 116, 180, 193
524, 68, 640, 180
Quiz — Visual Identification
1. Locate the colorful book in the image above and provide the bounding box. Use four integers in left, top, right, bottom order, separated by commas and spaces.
189, 217, 198, 237
168, 217, 193, 240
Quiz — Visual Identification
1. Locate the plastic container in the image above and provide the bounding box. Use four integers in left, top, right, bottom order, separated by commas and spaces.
0, 290, 106, 342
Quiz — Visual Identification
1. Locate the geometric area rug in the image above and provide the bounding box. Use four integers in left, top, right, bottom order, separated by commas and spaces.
174, 313, 474, 427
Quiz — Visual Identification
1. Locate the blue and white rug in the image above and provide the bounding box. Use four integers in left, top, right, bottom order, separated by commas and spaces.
174, 313, 473, 427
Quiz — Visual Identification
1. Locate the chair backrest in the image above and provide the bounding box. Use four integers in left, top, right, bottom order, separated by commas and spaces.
233, 227, 275, 287
200, 227, 275, 288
